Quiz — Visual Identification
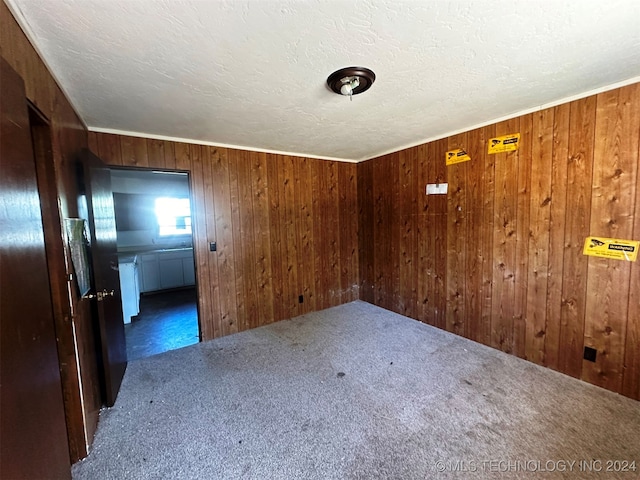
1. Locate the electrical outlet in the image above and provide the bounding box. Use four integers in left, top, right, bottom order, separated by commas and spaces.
209, 242, 217, 252
298, 295, 304, 303
583, 346, 597, 362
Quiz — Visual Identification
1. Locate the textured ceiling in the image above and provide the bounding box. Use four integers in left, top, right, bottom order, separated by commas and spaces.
7, 0, 640, 162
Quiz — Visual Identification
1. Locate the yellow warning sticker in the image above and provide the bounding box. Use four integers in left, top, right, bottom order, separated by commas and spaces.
583, 236, 639, 262
487, 133, 521, 154
446, 148, 471, 166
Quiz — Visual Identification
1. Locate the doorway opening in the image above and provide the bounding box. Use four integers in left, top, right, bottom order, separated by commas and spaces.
110, 168, 200, 361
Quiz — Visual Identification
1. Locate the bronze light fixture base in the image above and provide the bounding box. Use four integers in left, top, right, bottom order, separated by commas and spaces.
327, 67, 376, 97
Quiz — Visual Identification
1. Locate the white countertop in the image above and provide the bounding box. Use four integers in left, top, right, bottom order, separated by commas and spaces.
117, 246, 193, 255
118, 254, 137, 264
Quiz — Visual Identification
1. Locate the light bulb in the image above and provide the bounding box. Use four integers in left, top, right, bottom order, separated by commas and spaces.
340, 83, 352, 96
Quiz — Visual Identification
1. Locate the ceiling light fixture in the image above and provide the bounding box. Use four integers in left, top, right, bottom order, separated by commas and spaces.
327, 67, 376, 101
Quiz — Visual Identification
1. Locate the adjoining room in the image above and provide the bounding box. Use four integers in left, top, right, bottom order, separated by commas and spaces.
111, 168, 200, 360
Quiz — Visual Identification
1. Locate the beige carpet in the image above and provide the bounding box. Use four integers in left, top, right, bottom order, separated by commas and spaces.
72, 301, 640, 479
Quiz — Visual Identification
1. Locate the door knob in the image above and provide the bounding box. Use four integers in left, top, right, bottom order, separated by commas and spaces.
98, 289, 115, 300
85, 289, 115, 301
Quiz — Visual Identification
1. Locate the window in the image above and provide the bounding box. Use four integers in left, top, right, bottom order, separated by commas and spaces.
154, 197, 192, 237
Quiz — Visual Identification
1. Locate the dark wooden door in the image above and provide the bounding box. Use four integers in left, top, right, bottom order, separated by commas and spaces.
80, 149, 127, 406
0, 57, 71, 479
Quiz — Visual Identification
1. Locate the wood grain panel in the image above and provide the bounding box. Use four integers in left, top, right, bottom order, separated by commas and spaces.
513, 114, 532, 358
385, 152, 401, 312
251, 152, 274, 326
465, 127, 487, 343
319, 160, 342, 308
583, 85, 639, 391
431, 139, 448, 330
174, 142, 191, 171
397, 148, 417, 317
163, 141, 177, 170
525, 109, 554, 365
414, 143, 432, 324
146, 139, 165, 169
329, 161, 343, 305
339, 162, 359, 304
191, 145, 216, 339
446, 133, 467, 336
357, 160, 374, 303
267, 156, 286, 321
282, 156, 300, 318
623, 120, 640, 398
96, 133, 122, 166
491, 118, 520, 354
236, 151, 259, 329
478, 124, 496, 346
372, 156, 393, 310
120, 136, 148, 167
210, 147, 238, 336
204, 147, 223, 337
88, 131, 98, 154
223, 151, 244, 329
544, 103, 570, 371
311, 159, 327, 311
558, 97, 596, 379
624, 296, 640, 386
298, 158, 316, 311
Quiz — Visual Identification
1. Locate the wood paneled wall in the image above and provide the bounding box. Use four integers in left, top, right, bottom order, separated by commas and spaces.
1, 1, 100, 461
88, 133, 360, 339
359, 83, 640, 400
5, 0, 638, 468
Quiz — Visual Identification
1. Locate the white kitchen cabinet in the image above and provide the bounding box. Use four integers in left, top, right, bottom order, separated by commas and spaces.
183, 255, 196, 285
139, 253, 160, 292
138, 248, 195, 292
159, 253, 185, 289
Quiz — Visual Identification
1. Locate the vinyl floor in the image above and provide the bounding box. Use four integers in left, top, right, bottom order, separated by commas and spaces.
124, 287, 199, 361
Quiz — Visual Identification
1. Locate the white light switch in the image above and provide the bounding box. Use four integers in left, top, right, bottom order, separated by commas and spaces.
426, 183, 448, 195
